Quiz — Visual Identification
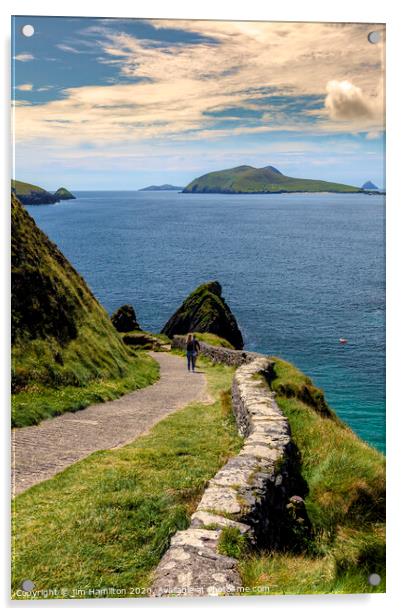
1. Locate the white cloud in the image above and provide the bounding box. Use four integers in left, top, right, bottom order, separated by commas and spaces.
325, 80, 374, 120
14, 21, 385, 147
15, 83, 33, 91
57, 44, 84, 54
14, 53, 34, 62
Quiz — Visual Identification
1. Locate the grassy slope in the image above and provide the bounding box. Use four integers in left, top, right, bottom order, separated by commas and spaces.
193, 332, 234, 349
238, 358, 385, 594
11, 180, 50, 196
184, 165, 361, 193
12, 353, 159, 428
12, 357, 242, 599
12, 194, 158, 426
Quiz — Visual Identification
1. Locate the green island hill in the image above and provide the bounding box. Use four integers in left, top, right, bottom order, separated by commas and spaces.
183, 165, 362, 194
54, 186, 76, 200
12, 180, 76, 205
11, 193, 158, 427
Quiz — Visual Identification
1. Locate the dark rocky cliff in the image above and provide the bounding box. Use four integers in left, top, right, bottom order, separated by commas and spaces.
161, 281, 244, 349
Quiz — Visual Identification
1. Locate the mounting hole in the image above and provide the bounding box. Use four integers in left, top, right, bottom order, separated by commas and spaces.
368, 573, 381, 586
368, 31, 380, 44
21, 24, 35, 37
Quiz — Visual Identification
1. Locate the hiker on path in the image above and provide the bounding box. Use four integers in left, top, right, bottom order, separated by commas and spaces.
186, 333, 200, 372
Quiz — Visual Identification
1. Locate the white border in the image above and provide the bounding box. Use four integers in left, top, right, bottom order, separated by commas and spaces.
1, 1, 401, 614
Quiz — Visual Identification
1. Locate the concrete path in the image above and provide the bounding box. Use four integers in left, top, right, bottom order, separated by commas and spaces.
12, 352, 209, 496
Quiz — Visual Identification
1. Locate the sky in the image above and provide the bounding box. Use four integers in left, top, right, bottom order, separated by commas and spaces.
12, 17, 385, 190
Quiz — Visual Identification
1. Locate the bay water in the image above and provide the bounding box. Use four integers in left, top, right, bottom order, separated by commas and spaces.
27, 191, 385, 452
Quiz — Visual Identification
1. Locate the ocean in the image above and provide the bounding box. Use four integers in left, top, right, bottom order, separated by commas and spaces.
26, 190, 385, 453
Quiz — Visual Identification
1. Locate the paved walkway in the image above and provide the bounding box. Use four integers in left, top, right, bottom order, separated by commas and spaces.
12, 352, 209, 496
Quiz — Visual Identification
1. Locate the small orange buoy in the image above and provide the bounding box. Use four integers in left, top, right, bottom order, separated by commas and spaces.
339, 338, 348, 344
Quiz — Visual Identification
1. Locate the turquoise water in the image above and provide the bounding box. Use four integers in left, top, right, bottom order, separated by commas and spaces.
26, 191, 385, 452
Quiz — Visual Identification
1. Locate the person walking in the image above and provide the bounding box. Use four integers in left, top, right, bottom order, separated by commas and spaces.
186, 333, 200, 372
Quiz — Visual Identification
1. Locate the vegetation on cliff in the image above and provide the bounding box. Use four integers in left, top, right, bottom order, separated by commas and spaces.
11, 179, 59, 205
12, 180, 76, 204
11, 194, 158, 426
239, 357, 385, 594
161, 281, 244, 349
183, 165, 361, 194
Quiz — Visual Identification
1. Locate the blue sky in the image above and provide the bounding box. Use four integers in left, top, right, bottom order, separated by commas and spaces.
12, 17, 385, 189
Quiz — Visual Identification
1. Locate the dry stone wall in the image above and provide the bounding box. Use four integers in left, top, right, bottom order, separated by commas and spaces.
171, 335, 264, 366
150, 352, 296, 598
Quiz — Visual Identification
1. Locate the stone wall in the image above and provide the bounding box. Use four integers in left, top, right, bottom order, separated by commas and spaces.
150, 354, 299, 598
171, 335, 264, 367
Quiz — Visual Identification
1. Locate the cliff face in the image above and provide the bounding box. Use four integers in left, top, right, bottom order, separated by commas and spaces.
161, 281, 244, 349
11, 194, 133, 393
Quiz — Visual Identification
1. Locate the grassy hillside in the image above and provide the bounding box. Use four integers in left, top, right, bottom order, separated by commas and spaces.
11, 180, 49, 196
11, 194, 158, 426
183, 165, 361, 194
11, 180, 59, 205
238, 358, 385, 594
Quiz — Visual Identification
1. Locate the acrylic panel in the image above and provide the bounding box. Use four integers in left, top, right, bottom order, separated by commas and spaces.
11, 16, 385, 600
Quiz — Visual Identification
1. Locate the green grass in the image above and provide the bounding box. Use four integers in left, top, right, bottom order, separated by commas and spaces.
11, 179, 49, 195
237, 357, 386, 595
193, 332, 234, 349
217, 527, 247, 559
12, 356, 242, 600
12, 352, 159, 427
120, 330, 171, 350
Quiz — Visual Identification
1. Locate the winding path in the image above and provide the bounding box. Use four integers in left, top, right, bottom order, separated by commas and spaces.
12, 352, 209, 496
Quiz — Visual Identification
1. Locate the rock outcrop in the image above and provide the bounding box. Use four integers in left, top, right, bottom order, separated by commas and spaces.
54, 187, 76, 200
111, 304, 140, 332
161, 281, 244, 349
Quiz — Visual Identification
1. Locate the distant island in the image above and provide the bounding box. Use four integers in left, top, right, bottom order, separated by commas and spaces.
182, 165, 362, 194
139, 184, 184, 192
54, 187, 76, 201
11, 180, 76, 205
361, 181, 379, 190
